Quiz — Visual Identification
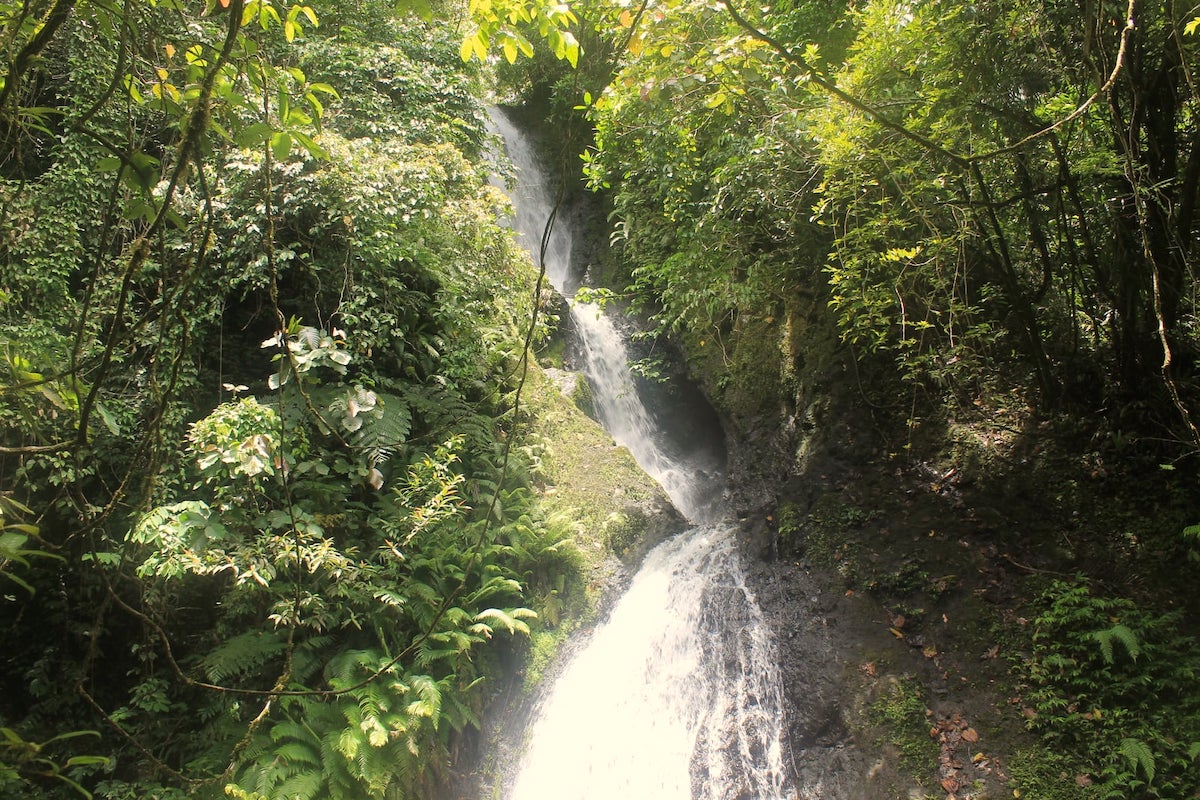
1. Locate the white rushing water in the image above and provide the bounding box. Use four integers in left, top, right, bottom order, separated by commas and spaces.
491, 107, 800, 800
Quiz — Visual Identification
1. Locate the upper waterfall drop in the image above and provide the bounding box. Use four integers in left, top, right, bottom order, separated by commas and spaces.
487, 108, 576, 293
488, 106, 805, 800
488, 107, 725, 523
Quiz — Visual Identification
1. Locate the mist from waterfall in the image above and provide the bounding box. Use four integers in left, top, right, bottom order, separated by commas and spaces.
490, 106, 804, 800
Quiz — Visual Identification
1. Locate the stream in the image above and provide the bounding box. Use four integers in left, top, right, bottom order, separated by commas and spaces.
490, 107, 807, 800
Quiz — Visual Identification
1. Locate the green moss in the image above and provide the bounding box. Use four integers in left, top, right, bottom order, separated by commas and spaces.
523, 618, 583, 691
569, 373, 595, 419
776, 501, 804, 547
685, 312, 786, 424
868, 676, 940, 774
537, 335, 567, 370
522, 365, 665, 547
792, 493, 877, 583
1007, 749, 1103, 800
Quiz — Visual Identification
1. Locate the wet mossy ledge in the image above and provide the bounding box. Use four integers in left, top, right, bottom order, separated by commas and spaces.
521, 361, 682, 597
517, 362, 682, 691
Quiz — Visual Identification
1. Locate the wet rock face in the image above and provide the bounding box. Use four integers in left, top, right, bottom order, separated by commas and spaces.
716, 350, 913, 798
542, 367, 595, 418
741, 535, 878, 799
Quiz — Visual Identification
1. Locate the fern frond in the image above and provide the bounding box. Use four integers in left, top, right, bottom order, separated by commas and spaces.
273, 742, 321, 767
1092, 623, 1141, 663
275, 768, 326, 800
352, 391, 413, 465
290, 634, 335, 683
415, 642, 459, 669
1119, 737, 1156, 783
440, 686, 481, 731
202, 631, 287, 684
406, 675, 443, 725
270, 720, 315, 745
472, 607, 531, 636
337, 725, 361, 761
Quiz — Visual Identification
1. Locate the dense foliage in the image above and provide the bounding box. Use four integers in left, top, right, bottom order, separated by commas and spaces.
536, 0, 1200, 796
582, 0, 1200, 441
6, 0, 1200, 797
1017, 579, 1200, 799
0, 1, 585, 798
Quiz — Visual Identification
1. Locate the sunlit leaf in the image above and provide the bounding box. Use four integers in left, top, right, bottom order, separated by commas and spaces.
270, 131, 292, 161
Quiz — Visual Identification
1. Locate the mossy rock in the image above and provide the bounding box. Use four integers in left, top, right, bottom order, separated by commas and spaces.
521, 362, 682, 580
540, 367, 598, 421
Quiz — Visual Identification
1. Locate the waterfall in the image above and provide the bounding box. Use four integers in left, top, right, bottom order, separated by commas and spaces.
490, 107, 802, 800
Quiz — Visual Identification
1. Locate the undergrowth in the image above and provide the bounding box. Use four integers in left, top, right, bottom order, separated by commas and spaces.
868, 676, 939, 776
1012, 577, 1200, 799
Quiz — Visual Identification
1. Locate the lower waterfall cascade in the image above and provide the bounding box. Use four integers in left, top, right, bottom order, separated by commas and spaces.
489, 106, 813, 800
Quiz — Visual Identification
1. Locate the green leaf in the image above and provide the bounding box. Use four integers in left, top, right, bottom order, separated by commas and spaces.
307, 81, 339, 98
95, 402, 121, 435
560, 29, 579, 67
270, 131, 292, 161
303, 91, 323, 119
290, 130, 327, 160
42, 729, 101, 745
283, 107, 312, 127
2, 571, 34, 594
236, 122, 273, 149
460, 33, 478, 62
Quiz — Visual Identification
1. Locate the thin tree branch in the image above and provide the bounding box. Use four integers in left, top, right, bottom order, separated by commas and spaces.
719, 0, 969, 170
719, 0, 1137, 167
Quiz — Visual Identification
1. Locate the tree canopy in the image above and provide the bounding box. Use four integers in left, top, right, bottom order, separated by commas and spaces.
580, 0, 1200, 448
564, 1, 1200, 797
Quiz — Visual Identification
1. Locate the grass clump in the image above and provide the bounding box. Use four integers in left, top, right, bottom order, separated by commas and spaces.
869, 676, 939, 773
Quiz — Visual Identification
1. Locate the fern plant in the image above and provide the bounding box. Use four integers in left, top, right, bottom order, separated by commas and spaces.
1017, 578, 1200, 799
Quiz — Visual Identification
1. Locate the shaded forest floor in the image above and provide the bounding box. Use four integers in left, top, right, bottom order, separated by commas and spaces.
737, 399, 1198, 799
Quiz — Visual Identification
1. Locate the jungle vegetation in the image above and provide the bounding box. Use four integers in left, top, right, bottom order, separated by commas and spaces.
555, 1, 1200, 797
0, 1, 585, 798
3, 0, 1200, 798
